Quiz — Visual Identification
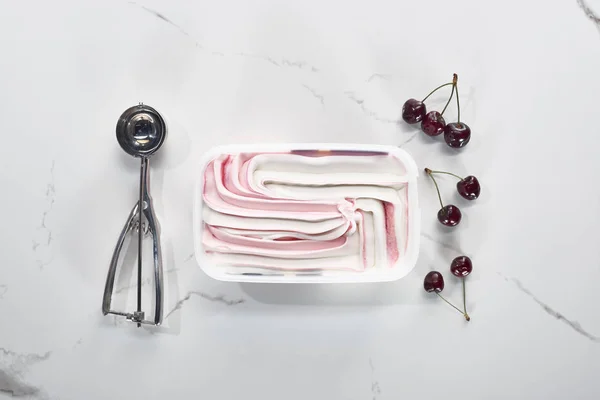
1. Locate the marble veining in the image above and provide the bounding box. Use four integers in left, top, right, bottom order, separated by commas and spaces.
420, 232, 463, 254
578, 0, 600, 27
366, 74, 392, 83
129, 1, 192, 39
343, 91, 398, 124
164, 291, 245, 320
369, 358, 381, 400
33, 160, 56, 269
499, 273, 600, 343
301, 84, 325, 106
0, 370, 39, 398
115, 253, 197, 293
128, 0, 404, 140
1, 0, 600, 398
72, 339, 83, 350
0, 348, 51, 398
130, 1, 320, 73
398, 132, 419, 148
278, 58, 319, 72
114, 265, 181, 294
232, 52, 320, 72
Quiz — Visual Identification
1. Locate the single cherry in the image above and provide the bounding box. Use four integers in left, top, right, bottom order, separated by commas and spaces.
444, 122, 471, 148
456, 175, 480, 200
425, 168, 462, 227
424, 270, 470, 321
402, 99, 426, 124
450, 256, 473, 321
421, 111, 446, 136
444, 74, 471, 148
437, 205, 462, 226
451, 256, 473, 277
424, 169, 481, 200
423, 271, 444, 292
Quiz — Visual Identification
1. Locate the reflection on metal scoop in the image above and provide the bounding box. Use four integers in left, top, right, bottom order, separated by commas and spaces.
102, 103, 166, 326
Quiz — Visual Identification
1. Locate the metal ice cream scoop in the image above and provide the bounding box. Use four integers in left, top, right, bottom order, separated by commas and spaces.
102, 103, 166, 326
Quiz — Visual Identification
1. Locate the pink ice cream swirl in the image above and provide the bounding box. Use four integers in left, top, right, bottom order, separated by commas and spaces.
201, 151, 410, 273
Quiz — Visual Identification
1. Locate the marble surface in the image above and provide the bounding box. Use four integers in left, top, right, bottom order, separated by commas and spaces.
1, 0, 600, 398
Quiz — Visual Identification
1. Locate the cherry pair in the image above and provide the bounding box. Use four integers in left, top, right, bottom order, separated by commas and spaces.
425, 168, 480, 227
402, 73, 471, 148
424, 256, 473, 321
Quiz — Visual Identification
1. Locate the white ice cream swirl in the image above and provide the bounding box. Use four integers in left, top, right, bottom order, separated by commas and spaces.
201, 150, 410, 273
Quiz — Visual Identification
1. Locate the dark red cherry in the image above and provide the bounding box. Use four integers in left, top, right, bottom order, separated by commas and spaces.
425, 268, 470, 321
437, 205, 462, 227
450, 256, 473, 277
457, 176, 480, 200
423, 271, 445, 292
402, 99, 426, 124
421, 111, 446, 136
444, 122, 471, 148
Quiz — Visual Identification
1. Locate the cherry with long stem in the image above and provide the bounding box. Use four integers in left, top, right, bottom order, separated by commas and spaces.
444, 74, 471, 148
451, 256, 473, 320
436, 292, 470, 321
462, 279, 467, 317
440, 73, 457, 116
421, 75, 457, 137
425, 168, 462, 226
424, 271, 470, 321
439, 86, 454, 116
455, 78, 461, 126
425, 168, 444, 210
421, 82, 453, 103
427, 170, 465, 180
426, 168, 481, 200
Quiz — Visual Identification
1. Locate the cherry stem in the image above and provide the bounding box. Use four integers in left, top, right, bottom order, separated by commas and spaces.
435, 292, 470, 321
462, 278, 468, 317
425, 168, 444, 209
427, 170, 465, 181
454, 74, 461, 125
421, 82, 453, 103
440, 82, 455, 116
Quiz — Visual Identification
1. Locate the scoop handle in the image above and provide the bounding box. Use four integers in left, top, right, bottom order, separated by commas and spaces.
102, 202, 139, 316
101, 158, 163, 326
141, 157, 164, 325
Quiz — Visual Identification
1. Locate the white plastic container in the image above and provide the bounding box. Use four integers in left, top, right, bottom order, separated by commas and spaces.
193, 143, 420, 283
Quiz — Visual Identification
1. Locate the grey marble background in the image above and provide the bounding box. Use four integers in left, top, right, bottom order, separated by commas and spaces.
1, 0, 600, 398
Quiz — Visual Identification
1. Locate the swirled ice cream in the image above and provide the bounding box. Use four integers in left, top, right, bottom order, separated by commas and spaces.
200, 149, 414, 275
